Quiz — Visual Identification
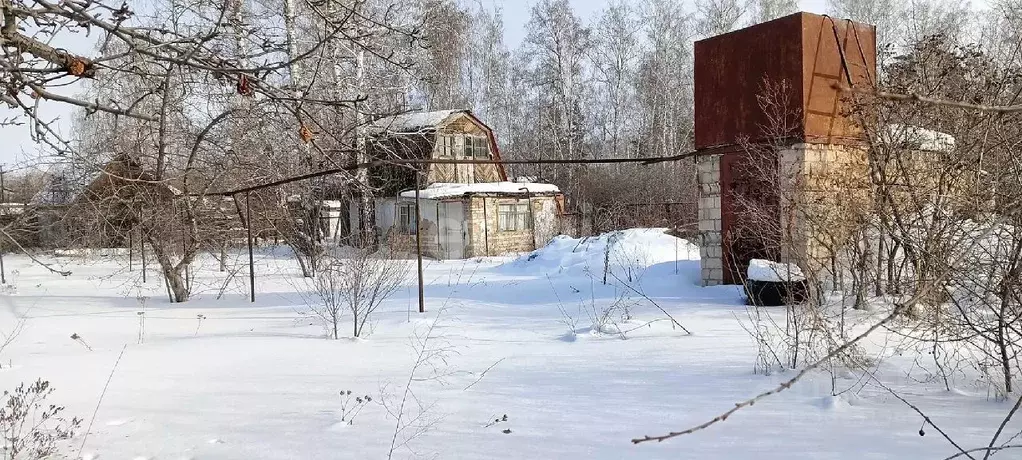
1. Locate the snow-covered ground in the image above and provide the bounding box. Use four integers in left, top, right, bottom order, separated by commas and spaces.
0, 229, 1017, 459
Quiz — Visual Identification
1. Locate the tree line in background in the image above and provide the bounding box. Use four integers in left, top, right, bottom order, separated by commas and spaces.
413, 0, 990, 216
2, 0, 1000, 224
0, 0, 1016, 301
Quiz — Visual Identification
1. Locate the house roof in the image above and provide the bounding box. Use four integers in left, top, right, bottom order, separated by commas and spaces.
369, 109, 510, 183
31, 157, 110, 206
399, 182, 561, 200
31, 153, 182, 206
370, 109, 467, 134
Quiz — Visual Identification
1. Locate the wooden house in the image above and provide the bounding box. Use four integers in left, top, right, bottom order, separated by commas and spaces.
29, 154, 276, 249
359, 109, 565, 258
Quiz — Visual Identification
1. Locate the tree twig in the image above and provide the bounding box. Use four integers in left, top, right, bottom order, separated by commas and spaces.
631, 304, 905, 444
836, 84, 1022, 114
610, 270, 691, 335
77, 344, 127, 457
463, 357, 506, 391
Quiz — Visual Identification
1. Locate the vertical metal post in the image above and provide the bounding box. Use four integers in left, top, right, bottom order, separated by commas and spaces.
128, 228, 134, 271
140, 227, 147, 283
414, 174, 425, 314
246, 191, 255, 303
436, 201, 442, 259
522, 188, 537, 251
0, 165, 5, 285
482, 197, 489, 256
675, 237, 679, 274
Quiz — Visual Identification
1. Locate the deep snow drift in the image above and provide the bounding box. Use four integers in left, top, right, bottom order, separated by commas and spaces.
499, 228, 699, 278
0, 229, 1017, 459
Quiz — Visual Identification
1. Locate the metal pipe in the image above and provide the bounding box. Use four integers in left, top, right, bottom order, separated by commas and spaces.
414, 174, 424, 314
246, 191, 255, 303
203, 152, 699, 197
482, 197, 489, 256
140, 227, 147, 283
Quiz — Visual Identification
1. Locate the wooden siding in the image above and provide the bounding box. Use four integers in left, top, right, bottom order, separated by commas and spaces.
428, 114, 504, 184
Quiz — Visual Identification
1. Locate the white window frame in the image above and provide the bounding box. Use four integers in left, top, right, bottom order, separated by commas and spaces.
497, 200, 531, 232
397, 203, 417, 235
437, 135, 453, 157
468, 135, 489, 158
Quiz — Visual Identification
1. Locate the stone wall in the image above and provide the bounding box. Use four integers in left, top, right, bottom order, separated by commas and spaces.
778, 143, 868, 278
696, 143, 868, 286
383, 220, 441, 259
379, 194, 560, 259
465, 195, 558, 257
697, 154, 724, 286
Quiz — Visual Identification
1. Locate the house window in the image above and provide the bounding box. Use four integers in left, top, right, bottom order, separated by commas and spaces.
397, 203, 417, 234
437, 135, 453, 157
467, 136, 489, 158
497, 201, 531, 232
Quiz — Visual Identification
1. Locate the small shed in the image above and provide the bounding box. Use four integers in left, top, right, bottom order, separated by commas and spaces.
356, 109, 568, 258
374, 182, 562, 259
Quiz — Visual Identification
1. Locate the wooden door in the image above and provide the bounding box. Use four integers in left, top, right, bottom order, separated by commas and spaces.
438, 201, 465, 259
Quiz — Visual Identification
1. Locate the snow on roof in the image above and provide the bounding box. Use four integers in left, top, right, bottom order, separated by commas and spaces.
370, 109, 466, 134
0, 203, 26, 215
885, 124, 956, 152
399, 182, 560, 200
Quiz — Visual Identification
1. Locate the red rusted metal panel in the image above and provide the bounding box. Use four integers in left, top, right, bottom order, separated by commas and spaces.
801, 14, 876, 143
694, 12, 876, 150
695, 14, 804, 150
698, 12, 875, 284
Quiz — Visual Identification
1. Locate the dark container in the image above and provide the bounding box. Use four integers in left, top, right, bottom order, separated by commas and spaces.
745, 279, 810, 307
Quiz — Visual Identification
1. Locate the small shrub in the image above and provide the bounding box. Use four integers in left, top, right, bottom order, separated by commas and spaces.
338, 390, 373, 425
311, 248, 408, 339
0, 380, 81, 460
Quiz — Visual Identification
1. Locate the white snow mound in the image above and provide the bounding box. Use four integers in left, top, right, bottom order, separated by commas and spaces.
498, 228, 698, 277
747, 259, 806, 282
